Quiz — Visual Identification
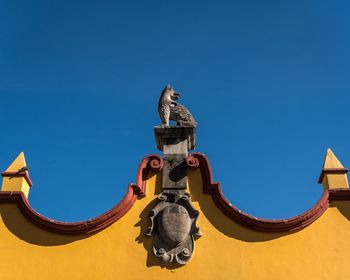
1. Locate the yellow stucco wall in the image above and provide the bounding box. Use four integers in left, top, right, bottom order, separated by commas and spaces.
1, 152, 31, 198
1, 170, 350, 280
1, 177, 30, 198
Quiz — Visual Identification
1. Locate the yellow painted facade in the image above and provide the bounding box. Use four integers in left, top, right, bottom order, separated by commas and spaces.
1, 166, 350, 280
1, 153, 31, 198
321, 148, 349, 189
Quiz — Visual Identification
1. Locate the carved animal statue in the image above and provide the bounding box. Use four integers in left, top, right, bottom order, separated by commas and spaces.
158, 85, 197, 127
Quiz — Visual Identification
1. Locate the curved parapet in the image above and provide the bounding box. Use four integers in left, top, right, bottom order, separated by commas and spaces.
1, 152, 350, 235
1, 151, 350, 279
0, 154, 163, 235
187, 152, 350, 232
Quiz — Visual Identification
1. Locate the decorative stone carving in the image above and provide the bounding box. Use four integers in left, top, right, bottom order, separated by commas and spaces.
158, 84, 197, 127
147, 87, 200, 265
146, 191, 201, 264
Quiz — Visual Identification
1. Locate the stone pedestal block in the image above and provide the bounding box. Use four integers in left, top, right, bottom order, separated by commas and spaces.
154, 126, 196, 190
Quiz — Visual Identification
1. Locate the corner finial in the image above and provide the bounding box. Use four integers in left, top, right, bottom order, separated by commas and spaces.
323, 148, 345, 168
1, 152, 33, 198
318, 148, 349, 189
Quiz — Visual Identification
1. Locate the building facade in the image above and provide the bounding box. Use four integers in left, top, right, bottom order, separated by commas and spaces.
1, 90, 350, 279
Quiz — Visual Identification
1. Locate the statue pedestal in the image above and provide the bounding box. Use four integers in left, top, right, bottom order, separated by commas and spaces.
154, 126, 196, 190
154, 126, 196, 156
149, 125, 201, 264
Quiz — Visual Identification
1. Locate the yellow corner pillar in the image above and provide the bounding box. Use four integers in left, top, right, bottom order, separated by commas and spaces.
318, 148, 349, 189
1, 152, 33, 198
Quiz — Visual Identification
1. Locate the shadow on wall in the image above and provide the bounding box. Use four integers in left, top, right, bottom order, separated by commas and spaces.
330, 201, 350, 221
0, 204, 88, 246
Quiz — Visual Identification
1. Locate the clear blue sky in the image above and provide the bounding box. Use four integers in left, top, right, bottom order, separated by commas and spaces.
1, 0, 349, 222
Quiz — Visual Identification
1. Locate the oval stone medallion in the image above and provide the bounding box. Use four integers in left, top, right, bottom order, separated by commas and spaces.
158, 204, 191, 247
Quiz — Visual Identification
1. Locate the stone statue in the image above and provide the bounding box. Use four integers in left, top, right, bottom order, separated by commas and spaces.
158, 85, 197, 127
148, 85, 200, 265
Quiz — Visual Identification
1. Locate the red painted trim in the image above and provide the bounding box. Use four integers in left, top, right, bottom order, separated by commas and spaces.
328, 188, 350, 201
1, 152, 349, 235
134, 155, 163, 197
318, 168, 349, 184
187, 153, 335, 232
1, 171, 33, 187
0, 154, 162, 235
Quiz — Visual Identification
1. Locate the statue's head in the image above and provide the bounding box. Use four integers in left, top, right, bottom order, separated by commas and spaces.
162, 84, 181, 101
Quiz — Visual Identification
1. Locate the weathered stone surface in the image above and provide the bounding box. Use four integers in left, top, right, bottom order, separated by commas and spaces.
155, 126, 196, 190
162, 158, 187, 190
158, 204, 192, 246
158, 84, 197, 127
147, 191, 201, 265
163, 139, 188, 156
154, 126, 196, 152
